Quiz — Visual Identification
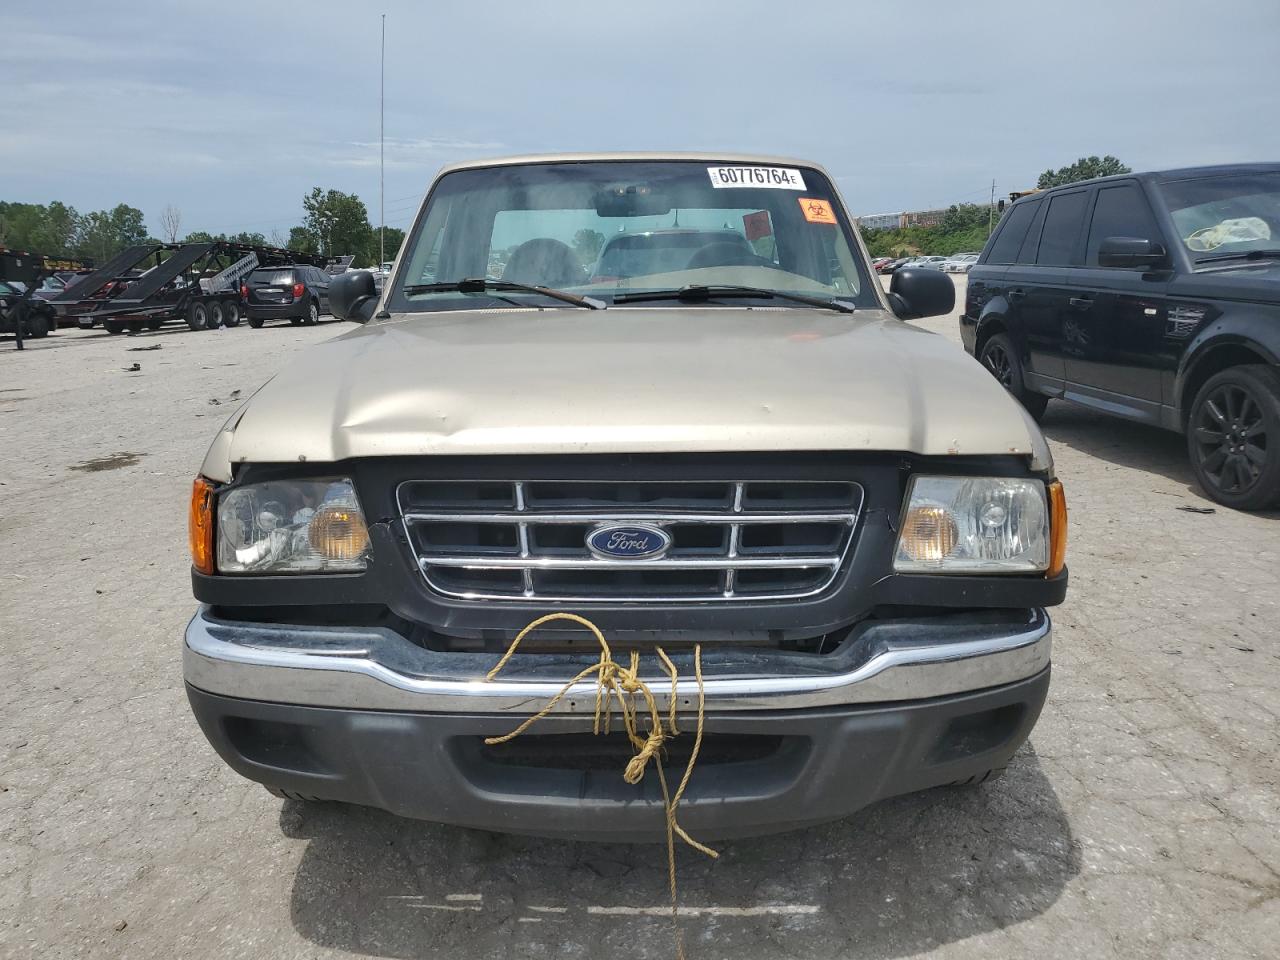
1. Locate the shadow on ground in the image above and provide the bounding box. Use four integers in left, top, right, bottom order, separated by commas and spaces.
1040, 401, 1280, 518
283, 746, 1077, 960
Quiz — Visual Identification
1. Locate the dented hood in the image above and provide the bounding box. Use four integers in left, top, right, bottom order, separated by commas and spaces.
202, 307, 1051, 480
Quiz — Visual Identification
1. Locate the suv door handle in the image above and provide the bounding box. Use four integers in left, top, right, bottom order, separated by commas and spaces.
1068, 297, 1094, 309
1007, 288, 1026, 302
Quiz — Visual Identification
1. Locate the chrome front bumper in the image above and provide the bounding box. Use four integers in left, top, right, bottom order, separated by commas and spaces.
183, 606, 1052, 714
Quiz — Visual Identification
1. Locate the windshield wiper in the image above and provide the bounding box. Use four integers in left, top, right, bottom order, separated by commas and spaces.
1196, 249, 1280, 264
612, 284, 855, 313
403, 277, 604, 309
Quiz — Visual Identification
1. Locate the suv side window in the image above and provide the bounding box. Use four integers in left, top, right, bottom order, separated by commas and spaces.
985, 200, 1038, 264
1035, 191, 1088, 266
1016, 200, 1048, 264
1086, 184, 1160, 266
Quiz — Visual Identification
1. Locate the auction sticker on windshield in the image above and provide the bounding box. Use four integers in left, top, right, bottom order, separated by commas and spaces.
707, 166, 806, 190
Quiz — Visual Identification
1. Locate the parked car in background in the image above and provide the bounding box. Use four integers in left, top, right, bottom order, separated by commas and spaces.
942, 254, 981, 274
34, 272, 95, 325
242, 264, 330, 327
370, 261, 395, 291
915, 256, 950, 270
0, 279, 56, 338
879, 257, 912, 274
963, 161, 1280, 510
870, 257, 893, 272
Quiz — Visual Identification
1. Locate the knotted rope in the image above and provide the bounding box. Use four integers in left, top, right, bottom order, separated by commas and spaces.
483, 612, 719, 957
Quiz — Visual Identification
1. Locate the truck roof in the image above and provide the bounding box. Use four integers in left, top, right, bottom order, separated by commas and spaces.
435, 152, 833, 178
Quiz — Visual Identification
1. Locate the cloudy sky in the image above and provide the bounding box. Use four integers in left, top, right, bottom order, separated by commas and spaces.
6, 0, 1279, 239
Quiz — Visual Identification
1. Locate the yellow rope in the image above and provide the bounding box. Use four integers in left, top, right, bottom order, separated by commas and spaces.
483, 612, 719, 957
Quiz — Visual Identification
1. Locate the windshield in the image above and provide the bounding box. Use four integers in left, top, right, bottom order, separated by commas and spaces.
389, 160, 876, 312
1158, 172, 1280, 260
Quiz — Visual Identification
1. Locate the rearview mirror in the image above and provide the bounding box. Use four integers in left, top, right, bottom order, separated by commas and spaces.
593, 184, 672, 218
1097, 236, 1167, 269
329, 270, 378, 323
888, 268, 955, 320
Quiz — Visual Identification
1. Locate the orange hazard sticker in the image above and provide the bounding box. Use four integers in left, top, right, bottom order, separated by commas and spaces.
799, 198, 838, 224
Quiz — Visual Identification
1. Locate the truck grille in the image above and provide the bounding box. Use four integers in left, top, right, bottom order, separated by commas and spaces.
397, 479, 863, 603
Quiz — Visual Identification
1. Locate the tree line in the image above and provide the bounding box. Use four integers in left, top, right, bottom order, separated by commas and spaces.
0, 187, 405, 268
859, 155, 1131, 258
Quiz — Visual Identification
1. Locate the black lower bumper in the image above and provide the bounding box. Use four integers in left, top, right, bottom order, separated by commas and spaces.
245, 303, 305, 320
186, 667, 1049, 841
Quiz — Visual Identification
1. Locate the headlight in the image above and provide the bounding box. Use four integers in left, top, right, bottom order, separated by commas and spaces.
894, 476, 1050, 574
216, 478, 370, 574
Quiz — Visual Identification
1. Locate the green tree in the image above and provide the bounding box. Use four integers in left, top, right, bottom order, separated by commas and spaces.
0, 201, 82, 256
1037, 155, 1131, 189
572, 228, 605, 265
941, 203, 989, 234
288, 225, 319, 255
108, 203, 148, 247
363, 225, 406, 266
75, 211, 117, 262
302, 188, 373, 265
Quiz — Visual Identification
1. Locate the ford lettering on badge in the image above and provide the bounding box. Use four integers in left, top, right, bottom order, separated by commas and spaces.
586, 523, 672, 560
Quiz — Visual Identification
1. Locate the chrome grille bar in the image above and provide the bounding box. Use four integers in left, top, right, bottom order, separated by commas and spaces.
401, 511, 855, 524
398, 478, 863, 604
419, 555, 841, 570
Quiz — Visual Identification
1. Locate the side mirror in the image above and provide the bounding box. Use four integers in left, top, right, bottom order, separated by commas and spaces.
1097, 236, 1167, 269
329, 270, 378, 323
888, 268, 955, 320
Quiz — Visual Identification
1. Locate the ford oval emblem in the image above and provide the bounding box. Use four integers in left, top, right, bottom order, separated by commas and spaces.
586, 523, 672, 560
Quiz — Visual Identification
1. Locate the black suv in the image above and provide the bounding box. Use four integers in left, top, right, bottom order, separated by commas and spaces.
242, 265, 330, 327
962, 163, 1280, 510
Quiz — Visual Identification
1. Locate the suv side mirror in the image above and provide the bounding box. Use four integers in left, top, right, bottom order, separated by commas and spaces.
329, 270, 378, 323
888, 268, 955, 320
1097, 236, 1168, 269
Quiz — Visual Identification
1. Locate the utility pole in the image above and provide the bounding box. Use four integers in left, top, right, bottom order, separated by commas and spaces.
380, 13, 386, 269
988, 179, 996, 236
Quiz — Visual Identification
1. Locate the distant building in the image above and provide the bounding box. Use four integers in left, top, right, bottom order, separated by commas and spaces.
855, 212, 904, 231
858, 207, 952, 230
902, 208, 948, 228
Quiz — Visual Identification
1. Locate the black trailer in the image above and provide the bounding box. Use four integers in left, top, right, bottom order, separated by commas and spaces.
48, 242, 326, 334
0, 247, 90, 350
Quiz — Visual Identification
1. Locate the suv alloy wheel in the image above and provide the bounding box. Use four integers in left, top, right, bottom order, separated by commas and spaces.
980, 332, 1048, 421
1188, 365, 1280, 510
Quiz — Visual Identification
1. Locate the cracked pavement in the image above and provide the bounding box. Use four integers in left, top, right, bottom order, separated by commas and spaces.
1, 284, 1277, 959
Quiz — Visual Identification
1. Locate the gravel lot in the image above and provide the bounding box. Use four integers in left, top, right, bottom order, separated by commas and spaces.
2, 284, 1277, 960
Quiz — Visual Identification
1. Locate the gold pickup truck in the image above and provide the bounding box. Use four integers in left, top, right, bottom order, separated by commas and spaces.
184, 154, 1067, 840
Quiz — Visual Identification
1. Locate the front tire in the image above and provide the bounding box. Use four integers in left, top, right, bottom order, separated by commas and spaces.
26, 308, 51, 338
980, 332, 1048, 421
1187, 364, 1280, 510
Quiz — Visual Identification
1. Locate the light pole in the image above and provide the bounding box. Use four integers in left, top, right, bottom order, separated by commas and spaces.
380, 12, 386, 268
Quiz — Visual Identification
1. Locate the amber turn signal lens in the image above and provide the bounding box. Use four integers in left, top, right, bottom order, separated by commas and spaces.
1047, 480, 1067, 578
899, 504, 959, 563
189, 477, 216, 575
309, 503, 370, 561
